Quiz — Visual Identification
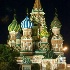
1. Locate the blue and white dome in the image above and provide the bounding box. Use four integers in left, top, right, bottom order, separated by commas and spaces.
21, 16, 33, 28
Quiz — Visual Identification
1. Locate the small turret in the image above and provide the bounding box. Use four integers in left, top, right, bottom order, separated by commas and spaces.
8, 14, 21, 48
51, 9, 63, 55
51, 8, 61, 35
20, 16, 34, 55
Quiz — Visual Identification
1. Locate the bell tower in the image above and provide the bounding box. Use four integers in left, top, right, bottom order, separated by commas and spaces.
30, 0, 49, 51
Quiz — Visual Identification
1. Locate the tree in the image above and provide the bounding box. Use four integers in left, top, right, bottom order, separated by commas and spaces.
0, 62, 9, 70
0, 44, 19, 70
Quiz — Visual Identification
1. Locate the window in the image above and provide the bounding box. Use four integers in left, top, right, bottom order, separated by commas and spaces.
23, 67, 30, 70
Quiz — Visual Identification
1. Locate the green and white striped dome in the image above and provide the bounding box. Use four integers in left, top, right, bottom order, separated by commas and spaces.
8, 14, 21, 32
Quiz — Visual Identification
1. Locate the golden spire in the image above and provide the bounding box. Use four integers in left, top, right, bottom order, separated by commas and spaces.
33, 0, 42, 9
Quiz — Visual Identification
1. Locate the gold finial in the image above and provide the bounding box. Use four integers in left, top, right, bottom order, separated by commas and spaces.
55, 8, 58, 17
33, 0, 42, 9
26, 8, 28, 15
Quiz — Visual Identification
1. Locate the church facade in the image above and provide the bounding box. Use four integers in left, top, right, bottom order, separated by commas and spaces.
8, 0, 67, 70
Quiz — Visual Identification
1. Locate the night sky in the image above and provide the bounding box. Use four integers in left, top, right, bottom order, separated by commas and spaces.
0, 0, 70, 63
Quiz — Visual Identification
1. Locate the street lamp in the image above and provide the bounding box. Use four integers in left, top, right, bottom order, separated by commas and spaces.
63, 46, 68, 52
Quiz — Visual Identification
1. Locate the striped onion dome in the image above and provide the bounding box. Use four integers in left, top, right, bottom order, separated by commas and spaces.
21, 16, 33, 29
8, 14, 21, 32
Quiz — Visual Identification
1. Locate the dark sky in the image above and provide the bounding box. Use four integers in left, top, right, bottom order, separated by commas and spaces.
0, 0, 70, 63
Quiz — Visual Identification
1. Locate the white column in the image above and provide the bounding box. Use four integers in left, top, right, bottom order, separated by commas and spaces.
61, 43, 63, 48
56, 44, 58, 48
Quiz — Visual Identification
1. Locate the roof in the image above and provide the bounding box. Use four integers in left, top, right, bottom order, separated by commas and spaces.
33, 0, 42, 10
21, 16, 33, 28
8, 14, 21, 32
51, 11, 61, 28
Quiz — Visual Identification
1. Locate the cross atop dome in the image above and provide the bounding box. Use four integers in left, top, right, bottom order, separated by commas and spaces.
33, 0, 42, 10
55, 8, 58, 17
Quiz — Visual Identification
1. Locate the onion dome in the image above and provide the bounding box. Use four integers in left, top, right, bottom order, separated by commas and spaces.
16, 31, 21, 39
51, 9, 61, 28
21, 16, 33, 29
8, 14, 21, 32
40, 30, 49, 38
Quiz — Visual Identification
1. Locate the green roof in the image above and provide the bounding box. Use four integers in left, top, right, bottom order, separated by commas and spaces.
51, 11, 61, 28
8, 14, 21, 32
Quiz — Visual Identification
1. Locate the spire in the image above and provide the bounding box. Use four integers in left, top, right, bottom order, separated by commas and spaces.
8, 11, 21, 32
51, 8, 61, 28
14, 14, 16, 20
33, 0, 42, 9
14, 9, 16, 19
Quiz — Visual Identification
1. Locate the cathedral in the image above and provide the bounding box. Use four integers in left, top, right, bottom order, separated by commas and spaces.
7, 0, 67, 70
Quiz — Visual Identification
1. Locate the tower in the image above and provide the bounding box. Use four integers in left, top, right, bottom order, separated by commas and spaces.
20, 16, 34, 55
30, 0, 46, 40
8, 14, 21, 48
51, 9, 63, 55
30, 0, 49, 51
39, 23, 49, 51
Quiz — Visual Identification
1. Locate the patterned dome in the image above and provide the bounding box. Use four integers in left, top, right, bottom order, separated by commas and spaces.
8, 14, 21, 32
40, 26, 49, 38
21, 16, 33, 28
51, 14, 61, 28
40, 29, 49, 38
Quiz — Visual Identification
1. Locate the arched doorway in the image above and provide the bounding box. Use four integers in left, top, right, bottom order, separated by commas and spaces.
31, 63, 40, 70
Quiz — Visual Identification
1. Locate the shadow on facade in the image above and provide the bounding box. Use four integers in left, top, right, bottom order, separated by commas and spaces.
31, 63, 40, 70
